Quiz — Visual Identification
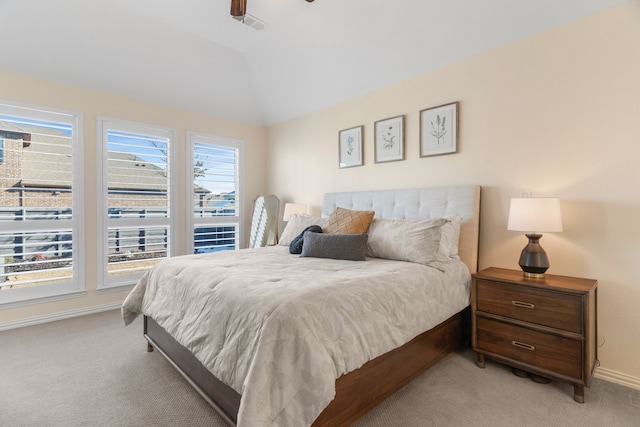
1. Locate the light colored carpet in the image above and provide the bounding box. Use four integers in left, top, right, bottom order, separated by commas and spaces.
1, 309, 638, 426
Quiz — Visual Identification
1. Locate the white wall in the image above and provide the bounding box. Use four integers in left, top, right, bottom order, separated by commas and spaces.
0, 70, 268, 326
266, 2, 640, 385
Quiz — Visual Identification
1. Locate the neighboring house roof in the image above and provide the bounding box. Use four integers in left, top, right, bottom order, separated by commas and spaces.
202, 190, 236, 208
0, 120, 209, 194
0, 120, 33, 136
106, 150, 168, 192
208, 200, 232, 209
22, 127, 72, 190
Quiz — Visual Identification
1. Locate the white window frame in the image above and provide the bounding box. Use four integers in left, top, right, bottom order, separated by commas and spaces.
187, 132, 244, 254
97, 118, 176, 289
0, 100, 84, 307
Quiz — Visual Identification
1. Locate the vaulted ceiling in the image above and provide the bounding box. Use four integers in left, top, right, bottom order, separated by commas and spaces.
0, 0, 629, 125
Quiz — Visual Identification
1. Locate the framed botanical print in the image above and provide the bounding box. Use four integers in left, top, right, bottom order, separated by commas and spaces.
338, 125, 363, 168
374, 115, 404, 163
420, 102, 458, 157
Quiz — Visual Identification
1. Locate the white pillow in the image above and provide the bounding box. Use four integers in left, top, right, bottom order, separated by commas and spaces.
279, 214, 327, 246
438, 214, 464, 261
366, 217, 448, 265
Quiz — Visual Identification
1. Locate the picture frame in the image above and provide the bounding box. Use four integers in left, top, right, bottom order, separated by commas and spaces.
338, 125, 363, 168
374, 115, 404, 163
419, 102, 458, 157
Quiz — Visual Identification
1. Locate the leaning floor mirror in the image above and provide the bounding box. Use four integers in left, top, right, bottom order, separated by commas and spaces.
249, 194, 280, 247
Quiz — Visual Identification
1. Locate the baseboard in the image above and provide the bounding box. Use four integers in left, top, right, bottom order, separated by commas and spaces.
0, 302, 122, 331
595, 366, 640, 391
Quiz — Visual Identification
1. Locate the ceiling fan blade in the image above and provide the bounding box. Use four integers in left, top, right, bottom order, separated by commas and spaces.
230, 0, 247, 17
231, 0, 312, 18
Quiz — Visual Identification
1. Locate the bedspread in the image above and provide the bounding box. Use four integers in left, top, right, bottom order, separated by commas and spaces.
121, 246, 470, 427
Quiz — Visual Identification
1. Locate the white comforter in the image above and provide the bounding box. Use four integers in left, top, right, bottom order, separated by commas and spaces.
121, 246, 470, 427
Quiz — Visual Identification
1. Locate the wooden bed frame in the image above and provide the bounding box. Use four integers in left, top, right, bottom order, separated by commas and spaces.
144, 308, 470, 426
142, 185, 481, 426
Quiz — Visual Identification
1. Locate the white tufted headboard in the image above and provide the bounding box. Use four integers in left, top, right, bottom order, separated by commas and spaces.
322, 185, 481, 273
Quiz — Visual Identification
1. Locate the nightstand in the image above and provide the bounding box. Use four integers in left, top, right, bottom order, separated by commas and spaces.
471, 267, 598, 403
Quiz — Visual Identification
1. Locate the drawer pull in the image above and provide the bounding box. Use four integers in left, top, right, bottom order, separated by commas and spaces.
512, 341, 535, 351
512, 300, 535, 309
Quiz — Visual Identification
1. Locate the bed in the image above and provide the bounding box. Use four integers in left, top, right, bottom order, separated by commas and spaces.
122, 185, 481, 427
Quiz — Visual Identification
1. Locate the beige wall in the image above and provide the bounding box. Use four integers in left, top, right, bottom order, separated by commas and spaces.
267, 2, 640, 384
1, 0, 638, 390
0, 70, 268, 324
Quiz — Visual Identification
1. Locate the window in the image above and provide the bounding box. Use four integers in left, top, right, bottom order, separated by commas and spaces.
98, 119, 175, 288
0, 103, 83, 306
188, 133, 243, 254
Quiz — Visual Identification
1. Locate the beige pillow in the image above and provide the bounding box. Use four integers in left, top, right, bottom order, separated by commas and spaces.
438, 214, 464, 261
279, 215, 327, 246
366, 217, 448, 265
324, 207, 375, 234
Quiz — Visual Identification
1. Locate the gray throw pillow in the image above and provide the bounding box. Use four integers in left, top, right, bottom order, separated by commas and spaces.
289, 225, 323, 254
300, 232, 368, 261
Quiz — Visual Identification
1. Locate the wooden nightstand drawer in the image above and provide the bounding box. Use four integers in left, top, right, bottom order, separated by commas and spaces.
472, 268, 597, 403
476, 317, 582, 379
476, 279, 582, 334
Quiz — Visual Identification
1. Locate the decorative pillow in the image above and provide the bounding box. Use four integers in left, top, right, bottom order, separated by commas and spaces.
279, 215, 327, 246
289, 225, 323, 254
324, 207, 375, 234
438, 215, 464, 261
366, 217, 448, 265
300, 232, 368, 261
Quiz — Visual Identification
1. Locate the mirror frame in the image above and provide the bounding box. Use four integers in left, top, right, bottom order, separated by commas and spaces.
249, 194, 280, 247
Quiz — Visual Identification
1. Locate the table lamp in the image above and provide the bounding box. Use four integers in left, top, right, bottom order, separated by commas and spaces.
507, 198, 563, 278
282, 203, 307, 221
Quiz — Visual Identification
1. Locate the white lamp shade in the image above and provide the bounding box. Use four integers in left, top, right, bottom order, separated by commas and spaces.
507, 198, 563, 233
282, 203, 307, 221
